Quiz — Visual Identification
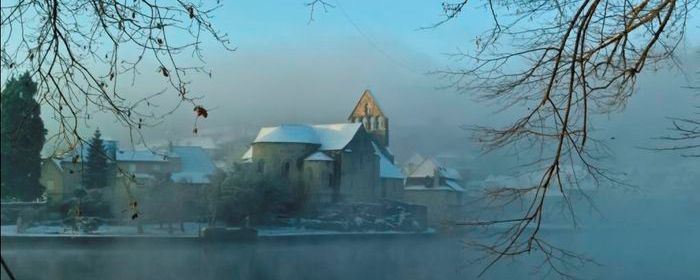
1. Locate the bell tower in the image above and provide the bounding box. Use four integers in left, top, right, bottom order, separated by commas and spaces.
348, 89, 389, 148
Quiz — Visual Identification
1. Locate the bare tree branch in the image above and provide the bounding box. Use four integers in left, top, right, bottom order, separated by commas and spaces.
1, 0, 233, 154
428, 0, 696, 277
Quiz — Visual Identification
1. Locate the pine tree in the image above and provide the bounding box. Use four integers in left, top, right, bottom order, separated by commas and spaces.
83, 129, 110, 189
0, 72, 47, 201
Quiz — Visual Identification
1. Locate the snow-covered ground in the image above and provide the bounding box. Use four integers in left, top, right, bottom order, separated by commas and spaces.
1, 222, 206, 237
2, 223, 434, 237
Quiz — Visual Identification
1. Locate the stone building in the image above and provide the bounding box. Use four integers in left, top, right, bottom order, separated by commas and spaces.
40, 139, 119, 204
402, 157, 466, 226
40, 141, 216, 208
241, 90, 404, 204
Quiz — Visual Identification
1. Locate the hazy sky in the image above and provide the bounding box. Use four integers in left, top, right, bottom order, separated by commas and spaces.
142, 1, 699, 146
8, 1, 698, 156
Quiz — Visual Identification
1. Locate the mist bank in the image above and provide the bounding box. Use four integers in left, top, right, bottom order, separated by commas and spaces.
2, 189, 698, 280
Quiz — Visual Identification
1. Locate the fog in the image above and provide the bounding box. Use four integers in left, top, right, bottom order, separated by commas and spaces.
3, 2, 700, 279
3, 186, 699, 280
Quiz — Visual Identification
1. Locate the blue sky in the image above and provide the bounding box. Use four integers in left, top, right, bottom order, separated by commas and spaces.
212, 0, 700, 65
203, 1, 493, 68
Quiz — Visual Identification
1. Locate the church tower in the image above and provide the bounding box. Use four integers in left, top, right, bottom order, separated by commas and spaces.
348, 89, 389, 148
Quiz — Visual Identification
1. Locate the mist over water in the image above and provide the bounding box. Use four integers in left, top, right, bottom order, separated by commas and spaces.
3, 182, 698, 280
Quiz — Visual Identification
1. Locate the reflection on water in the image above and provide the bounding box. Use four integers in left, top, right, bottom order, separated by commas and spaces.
2, 227, 698, 280
2, 192, 698, 280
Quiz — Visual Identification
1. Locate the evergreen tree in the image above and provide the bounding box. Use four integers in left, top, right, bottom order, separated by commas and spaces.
82, 129, 110, 189
0, 72, 47, 201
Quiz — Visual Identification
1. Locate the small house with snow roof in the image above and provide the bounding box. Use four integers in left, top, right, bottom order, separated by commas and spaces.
40, 139, 217, 207
402, 155, 467, 225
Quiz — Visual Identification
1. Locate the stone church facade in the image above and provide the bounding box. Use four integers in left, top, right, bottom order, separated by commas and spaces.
242, 90, 404, 204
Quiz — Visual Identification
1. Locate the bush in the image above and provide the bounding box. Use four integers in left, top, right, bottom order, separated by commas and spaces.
217, 173, 302, 226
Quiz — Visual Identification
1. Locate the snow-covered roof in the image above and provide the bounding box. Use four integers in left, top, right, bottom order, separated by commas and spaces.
379, 156, 404, 179
406, 154, 425, 166
445, 179, 465, 192
116, 150, 169, 162
170, 146, 216, 184
406, 158, 462, 180
241, 147, 253, 160
305, 151, 334, 161
442, 167, 462, 180
313, 123, 362, 150
253, 124, 321, 145
372, 142, 403, 179
252, 123, 362, 151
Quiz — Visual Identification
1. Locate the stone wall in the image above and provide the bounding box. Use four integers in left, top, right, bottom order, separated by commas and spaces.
380, 178, 404, 201
251, 142, 319, 186
403, 190, 464, 227
336, 131, 380, 202
40, 160, 65, 205
302, 160, 334, 203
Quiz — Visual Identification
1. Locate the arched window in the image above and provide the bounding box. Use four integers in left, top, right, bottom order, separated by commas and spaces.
377, 117, 384, 129
364, 102, 370, 115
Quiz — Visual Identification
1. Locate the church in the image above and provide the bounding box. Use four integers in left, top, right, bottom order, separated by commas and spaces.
241, 90, 404, 203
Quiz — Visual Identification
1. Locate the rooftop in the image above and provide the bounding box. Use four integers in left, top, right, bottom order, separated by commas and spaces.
406, 158, 462, 181
252, 123, 363, 151
116, 150, 170, 162
372, 142, 404, 179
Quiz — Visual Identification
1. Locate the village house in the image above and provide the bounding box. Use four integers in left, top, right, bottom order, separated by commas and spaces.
241, 90, 404, 204
40, 140, 217, 210
402, 155, 467, 226
40, 139, 119, 204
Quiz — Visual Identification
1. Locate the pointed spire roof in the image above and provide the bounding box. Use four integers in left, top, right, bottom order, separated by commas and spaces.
348, 89, 386, 120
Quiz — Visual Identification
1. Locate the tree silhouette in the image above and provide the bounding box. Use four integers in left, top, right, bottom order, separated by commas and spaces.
1, 72, 46, 201
83, 129, 111, 189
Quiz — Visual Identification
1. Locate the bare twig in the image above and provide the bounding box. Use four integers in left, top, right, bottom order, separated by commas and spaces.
429, 0, 695, 277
